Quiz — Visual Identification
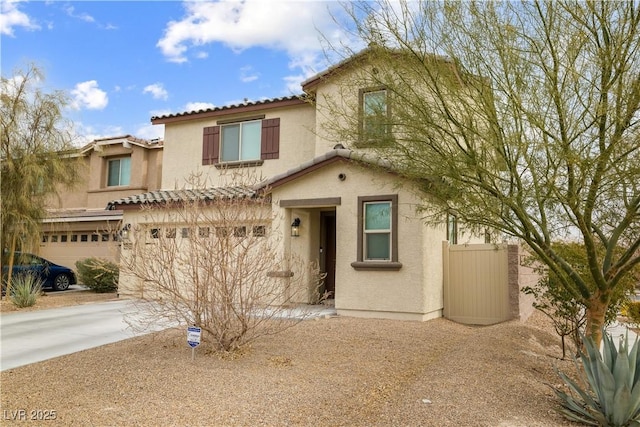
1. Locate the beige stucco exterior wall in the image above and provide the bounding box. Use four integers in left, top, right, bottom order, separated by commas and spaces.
270, 159, 446, 321
39, 141, 162, 271
47, 143, 163, 211
86, 144, 163, 208
47, 156, 91, 208
117, 202, 300, 306
508, 244, 538, 321
161, 104, 316, 189
310, 72, 361, 156
38, 221, 121, 269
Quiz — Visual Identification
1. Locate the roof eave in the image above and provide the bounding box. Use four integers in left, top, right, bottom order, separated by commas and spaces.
151, 96, 308, 125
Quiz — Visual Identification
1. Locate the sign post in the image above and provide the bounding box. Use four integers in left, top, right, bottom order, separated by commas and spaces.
187, 326, 201, 361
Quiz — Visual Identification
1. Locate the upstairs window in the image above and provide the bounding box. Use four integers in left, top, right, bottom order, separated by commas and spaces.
221, 120, 261, 162
359, 88, 390, 145
202, 117, 280, 166
108, 157, 131, 187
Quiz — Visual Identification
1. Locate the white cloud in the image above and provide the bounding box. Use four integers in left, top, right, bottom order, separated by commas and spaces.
149, 108, 174, 119
71, 80, 108, 110
156, 1, 355, 90
0, 0, 40, 36
63, 5, 95, 23
1, 74, 28, 98
184, 102, 216, 112
135, 123, 164, 141
283, 74, 307, 95
239, 66, 259, 83
143, 83, 169, 100
70, 122, 124, 146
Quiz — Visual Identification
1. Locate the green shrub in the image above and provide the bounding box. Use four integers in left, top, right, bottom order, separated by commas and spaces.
624, 302, 640, 326
554, 331, 640, 426
75, 258, 119, 293
9, 274, 43, 308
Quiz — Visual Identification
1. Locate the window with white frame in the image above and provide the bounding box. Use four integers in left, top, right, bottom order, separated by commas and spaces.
220, 120, 261, 162
107, 157, 131, 187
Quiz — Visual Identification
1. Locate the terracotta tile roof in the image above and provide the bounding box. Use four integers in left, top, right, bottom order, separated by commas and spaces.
107, 186, 257, 210
150, 95, 307, 123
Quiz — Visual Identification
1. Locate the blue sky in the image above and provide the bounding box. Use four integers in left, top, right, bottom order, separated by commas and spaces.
1, 0, 360, 145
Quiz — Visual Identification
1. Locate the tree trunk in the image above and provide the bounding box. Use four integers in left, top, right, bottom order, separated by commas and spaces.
584, 291, 610, 347
2, 234, 18, 301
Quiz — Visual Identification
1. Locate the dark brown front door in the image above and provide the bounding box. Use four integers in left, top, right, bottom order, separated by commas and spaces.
321, 212, 336, 298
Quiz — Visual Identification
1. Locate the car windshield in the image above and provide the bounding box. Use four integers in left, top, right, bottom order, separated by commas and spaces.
15, 254, 46, 266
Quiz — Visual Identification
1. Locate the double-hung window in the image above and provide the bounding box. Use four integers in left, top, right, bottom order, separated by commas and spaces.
352, 194, 402, 270
364, 201, 392, 260
221, 120, 262, 162
107, 157, 131, 187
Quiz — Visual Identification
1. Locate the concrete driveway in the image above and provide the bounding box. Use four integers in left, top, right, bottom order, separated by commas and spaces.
0, 300, 163, 371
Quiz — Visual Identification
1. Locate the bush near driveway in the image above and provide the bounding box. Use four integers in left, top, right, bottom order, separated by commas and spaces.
75, 258, 118, 293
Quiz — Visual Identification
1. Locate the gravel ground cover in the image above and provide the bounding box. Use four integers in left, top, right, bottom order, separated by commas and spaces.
0, 289, 118, 313
1, 291, 579, 426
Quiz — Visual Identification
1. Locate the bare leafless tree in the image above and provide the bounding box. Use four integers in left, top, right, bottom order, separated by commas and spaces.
120, 177, 325, 353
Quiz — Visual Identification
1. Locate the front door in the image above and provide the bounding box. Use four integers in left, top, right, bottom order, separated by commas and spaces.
321, 212, 336, 299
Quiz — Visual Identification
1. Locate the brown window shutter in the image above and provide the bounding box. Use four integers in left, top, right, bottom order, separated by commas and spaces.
261, 118, 280, 160
202, 126, 220, 165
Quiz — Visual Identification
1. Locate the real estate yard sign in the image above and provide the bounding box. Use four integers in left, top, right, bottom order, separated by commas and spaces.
187, 326, 201, 361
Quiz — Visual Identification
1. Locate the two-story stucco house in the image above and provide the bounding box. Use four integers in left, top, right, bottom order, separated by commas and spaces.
39, 135, 162, 269
109, 50, 484, 321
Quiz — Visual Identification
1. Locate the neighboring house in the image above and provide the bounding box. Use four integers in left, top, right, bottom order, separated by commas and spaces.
109, 50, 485, 321
39, 135, 162, 269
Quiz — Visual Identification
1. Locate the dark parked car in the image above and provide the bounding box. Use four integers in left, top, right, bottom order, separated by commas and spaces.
2, 252, 77, 292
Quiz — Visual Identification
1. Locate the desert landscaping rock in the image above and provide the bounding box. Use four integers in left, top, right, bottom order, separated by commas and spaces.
1, 292, 578, 426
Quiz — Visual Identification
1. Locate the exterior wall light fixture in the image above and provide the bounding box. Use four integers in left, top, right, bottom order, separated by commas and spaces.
291, 218, 301, 237
121, 223, 131, 241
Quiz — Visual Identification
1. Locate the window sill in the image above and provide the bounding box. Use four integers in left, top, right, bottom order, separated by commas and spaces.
214, 159, 264, 169
88, 186, 147, 193
350, 261, 402, 271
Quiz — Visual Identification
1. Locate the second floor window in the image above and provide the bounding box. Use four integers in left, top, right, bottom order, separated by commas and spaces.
360, 88, 390, 144
108, 157, 131, 187
202, 118, 280, 166
221, 120, 261, 162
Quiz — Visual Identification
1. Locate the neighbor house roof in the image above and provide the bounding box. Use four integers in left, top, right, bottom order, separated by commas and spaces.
44, 209, 123, 223
150, 95, 309, 125
106, 186, 257, 210
80, 135, 163, 155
